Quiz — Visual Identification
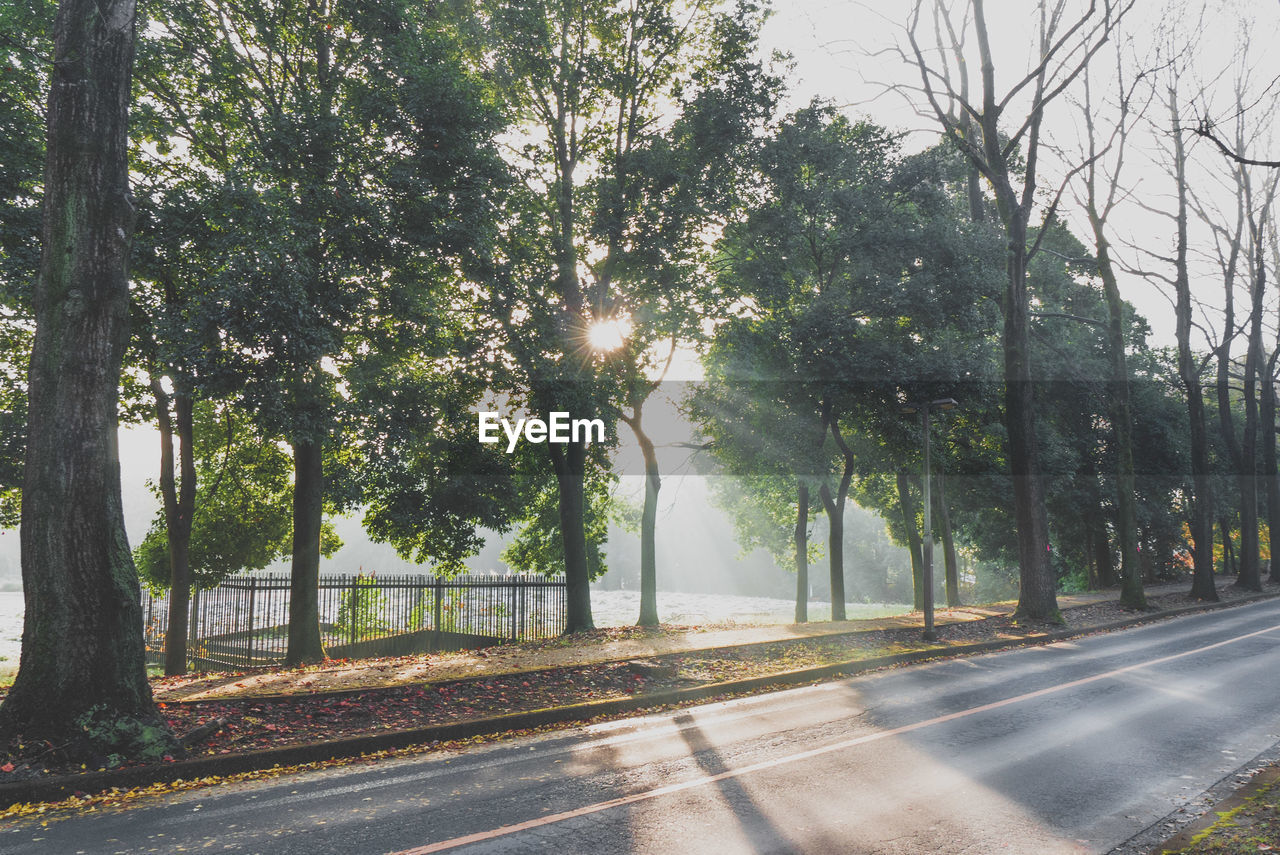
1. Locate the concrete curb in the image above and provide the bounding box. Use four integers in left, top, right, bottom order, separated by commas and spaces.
0, 590, 1274, 811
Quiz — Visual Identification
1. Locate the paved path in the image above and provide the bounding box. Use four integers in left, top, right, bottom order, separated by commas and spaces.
6, 591, 1278, 854
156, 583, 1197, 702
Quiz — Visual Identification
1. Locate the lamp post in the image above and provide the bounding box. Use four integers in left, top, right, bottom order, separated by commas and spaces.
900, 397, 957, 642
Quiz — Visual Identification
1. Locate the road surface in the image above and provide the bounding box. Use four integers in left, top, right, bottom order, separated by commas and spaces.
6, 597, 1280, 854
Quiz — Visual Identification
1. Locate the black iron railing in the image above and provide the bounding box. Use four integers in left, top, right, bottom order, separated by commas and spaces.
142, 573, 567, 670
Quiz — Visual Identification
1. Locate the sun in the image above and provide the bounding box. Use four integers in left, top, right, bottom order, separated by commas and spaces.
587, 316, 631, 352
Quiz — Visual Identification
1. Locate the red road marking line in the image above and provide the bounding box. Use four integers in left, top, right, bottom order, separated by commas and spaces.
390, 620, 1280, 854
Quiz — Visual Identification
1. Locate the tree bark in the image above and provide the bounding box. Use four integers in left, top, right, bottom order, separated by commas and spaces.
1090, 508, 1118, 588
794, 480, 809, 624
1220, 517, 1236, 577
897, 469, 925, 611
934, 469, 960, 608
551, 440, 594, 633
152, 381, 196, 676
1235, 216, 1267, 591
1000, 213, 1059, 621
0, 0, 179, 759
1264, 356, 1280, 583
1090, 213, 1146, 609
1170, 92, 1218, 602
286, 438, 326, 664
818, 483, 846, 622
627, 417, 661, 627
820, 415, 856, 621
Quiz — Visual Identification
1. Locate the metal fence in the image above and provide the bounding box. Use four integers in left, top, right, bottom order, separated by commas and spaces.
142, 573, 567, 671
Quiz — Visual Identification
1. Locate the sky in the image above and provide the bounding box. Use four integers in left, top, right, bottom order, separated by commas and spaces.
758, 0, 1280, 350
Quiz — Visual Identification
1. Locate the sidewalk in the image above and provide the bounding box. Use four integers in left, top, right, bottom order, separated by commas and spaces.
153, 582, 1196, 703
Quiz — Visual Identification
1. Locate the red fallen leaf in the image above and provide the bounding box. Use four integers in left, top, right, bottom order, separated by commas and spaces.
1, 762, 14, 773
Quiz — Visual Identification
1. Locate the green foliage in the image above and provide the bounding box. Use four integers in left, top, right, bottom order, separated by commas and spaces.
133, 403, 342, 590
694, 107, 1003, 590
334, 574, 390, 641
72, 705, 179, 766
0, 0, 53, 516
502, 474, 616, 580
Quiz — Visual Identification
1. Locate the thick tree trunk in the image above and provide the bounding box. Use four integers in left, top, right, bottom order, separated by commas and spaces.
1169, 97, 1218, 602
794, 480, 809, 623
897, 469, 925, 611
630, 420, 660, 627
0, 0, 179, 759
1264, 363, 1280, 584
818, 483, 846, 622
551, 441, 594, 633
1091, 217, 1146, 609
1001, 216, 1059, 621
153, 383, 196, 676
1236, 223, 1266, 591
286, 438, 326, 664
934, 470, 960, 608
1220, 517, 1236, 577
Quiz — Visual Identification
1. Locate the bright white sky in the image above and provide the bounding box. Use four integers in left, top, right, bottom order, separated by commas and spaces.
755, 0, 1280, 349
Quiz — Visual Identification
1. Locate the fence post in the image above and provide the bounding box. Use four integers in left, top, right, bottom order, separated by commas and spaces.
188, 586, 199, 646
509, 579, 517, 642
349, 575, 360, 645
246, 578, 256, 669
433, 574, 443, 649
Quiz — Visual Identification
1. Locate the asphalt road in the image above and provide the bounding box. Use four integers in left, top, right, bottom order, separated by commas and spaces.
7, 598, 1280, 855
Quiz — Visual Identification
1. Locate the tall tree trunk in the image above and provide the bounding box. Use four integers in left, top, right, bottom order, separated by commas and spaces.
551, 440, 594, 633
794, 480, 809, 623
626, 417, 660, 627
820, 417, 856, 622
1220, 517, 1236, 577
1264, 356, 1280, 583
818, 483, 846, 622
152, 382, 196, 676
1170, 93, 1218, 602
1000, 212, 1059, 621
1237, 219, 1266, 590
0, 0, 178, 759
1090, 213, 1146, 609
286, 438, 325, 663
934, 469, 960, 607
897, 469, 925, 611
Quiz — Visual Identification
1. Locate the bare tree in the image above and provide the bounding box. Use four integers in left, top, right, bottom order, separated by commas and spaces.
1184, 47, 1280, 592
905, 0, 1131, 620
1074, 44, 1147, 608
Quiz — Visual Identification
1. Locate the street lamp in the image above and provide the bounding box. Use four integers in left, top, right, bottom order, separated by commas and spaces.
899, 397, 957, 642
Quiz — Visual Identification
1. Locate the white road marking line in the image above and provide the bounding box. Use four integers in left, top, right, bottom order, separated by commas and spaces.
389, 620, 1280, 854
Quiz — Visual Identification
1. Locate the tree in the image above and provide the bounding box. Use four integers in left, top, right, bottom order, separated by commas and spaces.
0, 0, 180, 760
140, 0, 502, 661
479, 0, 774, 631
906, 0, 1132, 621
1152, 70, 1218, 600
697, 110, 1002, 617
1074, 51, 1146, 608
132, 402, 341, 593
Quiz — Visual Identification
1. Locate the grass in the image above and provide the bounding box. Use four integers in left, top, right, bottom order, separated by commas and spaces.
1165, 779, 1280, 853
